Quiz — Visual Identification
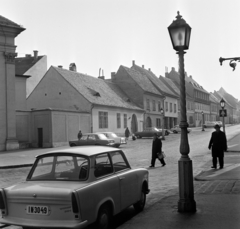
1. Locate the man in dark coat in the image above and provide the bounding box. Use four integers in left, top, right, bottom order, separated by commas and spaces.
77, 130, 82, 140
208, 124, 227, 169
125, 127, 130, 140
150, 133, 166, 167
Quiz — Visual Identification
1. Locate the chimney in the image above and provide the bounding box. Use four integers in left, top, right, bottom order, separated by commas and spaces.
111, 72, 116, 79
189, 75, 192, 78
25, 54, 31, 58
148, 68, 151, 71
132, 60, 135, 66
142, 65, 144, 69
33, 50, 38, 61
58, 65, 63, 69
98, 68, 105, 79
171, 67, 175, 71
69, 63, 77, 71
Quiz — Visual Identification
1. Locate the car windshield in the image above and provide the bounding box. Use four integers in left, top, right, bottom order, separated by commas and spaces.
108, 133, 118, 138
28, 154, 89, 181
98, 134, 109, 140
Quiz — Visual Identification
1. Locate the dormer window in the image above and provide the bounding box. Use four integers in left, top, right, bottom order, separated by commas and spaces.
87, 87, 101, 97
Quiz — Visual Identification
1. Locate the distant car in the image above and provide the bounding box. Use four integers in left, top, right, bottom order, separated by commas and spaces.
69, 133, 115, 147
171, 125, 191, 134
203, 121, 217, 128
96, 132, 127, 147
134, 127, 169, 139
0, 146, 150, 229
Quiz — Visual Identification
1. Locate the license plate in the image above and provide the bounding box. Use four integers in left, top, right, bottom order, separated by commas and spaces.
26, 205, 49, 215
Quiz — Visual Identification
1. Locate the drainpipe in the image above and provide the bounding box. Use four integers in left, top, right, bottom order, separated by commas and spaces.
91, 104, 94, 133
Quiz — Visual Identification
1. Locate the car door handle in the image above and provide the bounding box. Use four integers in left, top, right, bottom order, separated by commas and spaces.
119, 177, 125, 180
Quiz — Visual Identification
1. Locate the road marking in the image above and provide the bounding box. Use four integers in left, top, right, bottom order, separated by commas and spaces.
206, 163, 240, 177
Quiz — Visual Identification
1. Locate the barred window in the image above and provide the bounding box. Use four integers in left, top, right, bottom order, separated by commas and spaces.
117, 113, 121, 128
124, 114, 127, 128
99, 111, 108, 128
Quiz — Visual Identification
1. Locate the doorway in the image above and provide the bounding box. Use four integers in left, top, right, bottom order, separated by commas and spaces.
38, 128, 43, 148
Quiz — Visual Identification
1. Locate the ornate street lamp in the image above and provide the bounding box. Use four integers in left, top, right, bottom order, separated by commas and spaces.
220, 98, 226, 133
168, 11, 196, 212
201, 111, 205, 131
160, 108, 165, 140
219, 57, 240, 71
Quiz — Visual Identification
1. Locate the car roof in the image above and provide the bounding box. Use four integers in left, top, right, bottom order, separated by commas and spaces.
36, 146, 120, 158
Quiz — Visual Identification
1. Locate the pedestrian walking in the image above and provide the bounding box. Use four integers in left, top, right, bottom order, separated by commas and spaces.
208, 124, 227, 169
77, 130, 82, 140
125, 127, 130, 140
150, 133, 166, 167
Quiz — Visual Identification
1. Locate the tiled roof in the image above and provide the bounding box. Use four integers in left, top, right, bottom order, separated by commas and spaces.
185, 75, 209, 93
120, 66, 162, 96
0, 15, 23, 28
53, 66, 143, 111
15, 56, 44, 75
209, 93, 219, 103
217, 87, 237, 108
213, 90, 233, 108
132, 65, 177, 98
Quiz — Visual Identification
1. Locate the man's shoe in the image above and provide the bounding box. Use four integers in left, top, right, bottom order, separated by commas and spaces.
211, 166, 216, 169
219, 167, 223, 169
162, 164, 166, 167
149, 165, 154, 168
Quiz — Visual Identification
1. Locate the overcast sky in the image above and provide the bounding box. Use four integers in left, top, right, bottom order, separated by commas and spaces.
2, 0, 240, 99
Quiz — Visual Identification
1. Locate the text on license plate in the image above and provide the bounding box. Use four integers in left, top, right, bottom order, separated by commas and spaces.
26, 205, 49, 215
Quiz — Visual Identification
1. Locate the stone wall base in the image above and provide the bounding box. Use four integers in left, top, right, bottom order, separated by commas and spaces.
6, 139, 19, 151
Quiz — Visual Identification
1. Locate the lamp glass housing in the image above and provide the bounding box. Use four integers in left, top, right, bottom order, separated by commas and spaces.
168, 12, 191, 51
220, 99, 225, 108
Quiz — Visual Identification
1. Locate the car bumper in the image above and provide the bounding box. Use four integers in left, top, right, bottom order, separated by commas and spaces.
0, 217, 88, 229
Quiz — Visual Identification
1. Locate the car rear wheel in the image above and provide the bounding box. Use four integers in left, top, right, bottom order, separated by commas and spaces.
70, 143, 76, 147
96, 204, 112, 229
136, 135, 141, 139
133, 186, 146, 212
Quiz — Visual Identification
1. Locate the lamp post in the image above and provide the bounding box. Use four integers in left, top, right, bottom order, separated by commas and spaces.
201, 111, 205, 131
219, 57, 240, 71
220, 98, 226, 133
160, 108, 165, 140
168, 11, 196, 212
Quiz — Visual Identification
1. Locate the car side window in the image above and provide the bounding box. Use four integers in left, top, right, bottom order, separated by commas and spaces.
111, 151, 129, 172
88, 135, 96, 140
94, 153, 113, 178
81, 135, 88, 140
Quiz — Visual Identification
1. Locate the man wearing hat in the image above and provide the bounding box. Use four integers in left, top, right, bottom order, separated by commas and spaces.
149, 133, 166, 167
208, 124, 227, 169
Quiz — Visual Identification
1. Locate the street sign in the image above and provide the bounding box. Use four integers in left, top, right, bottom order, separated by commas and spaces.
219, 109, 227, 117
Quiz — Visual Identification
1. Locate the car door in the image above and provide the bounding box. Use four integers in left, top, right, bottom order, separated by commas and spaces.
110, 151, 138, 210
87, 134, 97, 145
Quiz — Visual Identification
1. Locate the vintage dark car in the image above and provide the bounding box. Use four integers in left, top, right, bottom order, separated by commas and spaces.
0, 146, 150, 229
69, 133, 115, 147
134, 127, 169, 138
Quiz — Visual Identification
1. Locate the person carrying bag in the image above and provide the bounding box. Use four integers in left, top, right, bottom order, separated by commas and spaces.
149, 133, 166, 167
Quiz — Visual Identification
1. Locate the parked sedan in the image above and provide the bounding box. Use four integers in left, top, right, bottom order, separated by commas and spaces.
171, 125, 191, 133
0, 146, 150, 229
134, 127, 169, 138
69, 133, 115, 147
97, 132, 127, 147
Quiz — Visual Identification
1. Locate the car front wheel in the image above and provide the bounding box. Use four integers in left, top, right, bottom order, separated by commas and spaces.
133, 187, 146, 212
70, 143, 76, 147
96, 204, 112, 229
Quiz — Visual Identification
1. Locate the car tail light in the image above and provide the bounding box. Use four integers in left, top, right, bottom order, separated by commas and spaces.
71, 192, 79, 213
